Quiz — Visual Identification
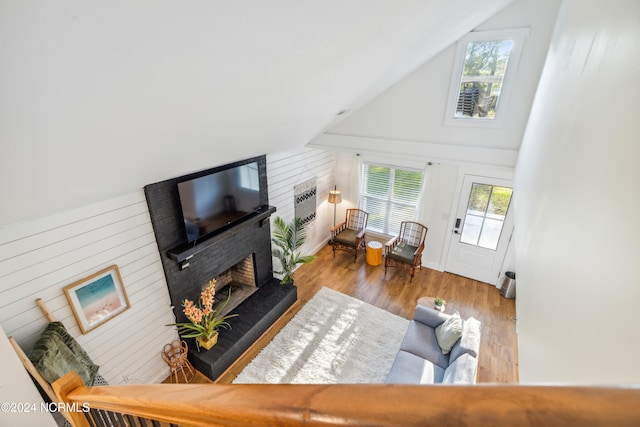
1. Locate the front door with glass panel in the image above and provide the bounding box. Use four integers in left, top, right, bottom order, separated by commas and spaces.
445, 175, 514, 285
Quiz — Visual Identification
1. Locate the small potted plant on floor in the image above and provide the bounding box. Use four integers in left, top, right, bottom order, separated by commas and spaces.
433, 297, 446, 312
271, 216, 316, 285
167, 279, 238, 350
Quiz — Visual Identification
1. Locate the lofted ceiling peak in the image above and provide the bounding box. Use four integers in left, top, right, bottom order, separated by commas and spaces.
0, 0, 514, 226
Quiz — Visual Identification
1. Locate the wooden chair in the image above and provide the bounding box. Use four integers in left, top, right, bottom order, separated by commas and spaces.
331, 209, 368, 263
162, 340, 195, 384
384, 221, 428, 282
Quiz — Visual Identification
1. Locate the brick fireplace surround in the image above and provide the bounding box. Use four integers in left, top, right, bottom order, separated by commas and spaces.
144, 156, 297, 381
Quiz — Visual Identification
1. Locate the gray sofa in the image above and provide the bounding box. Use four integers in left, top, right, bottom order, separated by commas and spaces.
385, 304, 481, 384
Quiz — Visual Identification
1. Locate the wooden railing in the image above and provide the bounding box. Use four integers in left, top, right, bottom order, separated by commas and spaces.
52, 372, 640, 427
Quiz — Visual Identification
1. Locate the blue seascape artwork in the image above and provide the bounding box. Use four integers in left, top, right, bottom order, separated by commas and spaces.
75, 274, 122, 325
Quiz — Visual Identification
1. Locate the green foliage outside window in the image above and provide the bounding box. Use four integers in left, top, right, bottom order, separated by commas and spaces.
468, 184, 512, 218
457, 39, 513, 118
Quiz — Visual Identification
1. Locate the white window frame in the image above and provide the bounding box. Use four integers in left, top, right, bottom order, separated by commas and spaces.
444, 28, 530, 128
359, 162, 425, 235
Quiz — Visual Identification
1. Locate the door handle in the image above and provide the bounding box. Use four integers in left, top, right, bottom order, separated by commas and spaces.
455, 218, 461, 228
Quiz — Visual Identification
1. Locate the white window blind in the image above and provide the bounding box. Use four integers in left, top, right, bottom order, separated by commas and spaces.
359, 163, 424, 234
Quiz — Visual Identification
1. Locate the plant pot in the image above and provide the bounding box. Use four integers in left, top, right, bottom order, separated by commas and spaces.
434, 304, 445, 312
196, 332, 218, 350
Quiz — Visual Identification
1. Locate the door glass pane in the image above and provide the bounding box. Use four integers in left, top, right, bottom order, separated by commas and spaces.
478, 218, 504, 249
467, 183, 491, 215
460, 183, 513, 250
487, 186, 512, 219
460, 215, 482, 245
456, 39, 513, 120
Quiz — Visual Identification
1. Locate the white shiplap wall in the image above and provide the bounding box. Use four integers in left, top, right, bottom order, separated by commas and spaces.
267, 148, 336, 258
0, 148, 335, 387
0, 190, 178, 385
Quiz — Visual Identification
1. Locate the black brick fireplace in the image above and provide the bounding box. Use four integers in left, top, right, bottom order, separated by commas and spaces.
144, 155, 297, 380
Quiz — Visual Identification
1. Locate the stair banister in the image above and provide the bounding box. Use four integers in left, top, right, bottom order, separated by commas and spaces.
52, 372, 640, 427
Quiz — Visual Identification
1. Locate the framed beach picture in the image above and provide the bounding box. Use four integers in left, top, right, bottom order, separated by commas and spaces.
64, 265, 130, 334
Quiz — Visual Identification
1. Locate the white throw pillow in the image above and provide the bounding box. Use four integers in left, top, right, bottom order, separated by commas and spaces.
435, 312, 463, 355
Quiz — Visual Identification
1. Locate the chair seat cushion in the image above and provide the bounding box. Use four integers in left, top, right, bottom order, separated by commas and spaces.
388, 242, 418, 264
334, 228, 359, 246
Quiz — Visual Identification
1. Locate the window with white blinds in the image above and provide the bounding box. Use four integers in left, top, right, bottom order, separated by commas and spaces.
359, 163, 425, 234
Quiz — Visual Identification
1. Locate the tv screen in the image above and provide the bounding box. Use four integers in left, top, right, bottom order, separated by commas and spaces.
177, 161, 261, 242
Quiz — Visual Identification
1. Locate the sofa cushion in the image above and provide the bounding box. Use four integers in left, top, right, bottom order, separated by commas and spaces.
400, 320, 450, 369
385, 350, 446, 384
449, 317, 482, 362
442, 353, 477, 384
435, 312, 463, 355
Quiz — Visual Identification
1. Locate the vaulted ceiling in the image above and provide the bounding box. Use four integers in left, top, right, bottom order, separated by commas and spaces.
0, 0, 514, 226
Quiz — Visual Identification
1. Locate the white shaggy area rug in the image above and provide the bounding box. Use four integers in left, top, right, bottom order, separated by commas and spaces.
233, 287, 409, 384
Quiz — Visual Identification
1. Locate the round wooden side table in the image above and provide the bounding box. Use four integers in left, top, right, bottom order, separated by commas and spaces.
366, 241, 383, 266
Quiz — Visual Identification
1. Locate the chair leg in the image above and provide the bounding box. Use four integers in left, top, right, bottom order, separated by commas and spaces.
356, 239, 366, 263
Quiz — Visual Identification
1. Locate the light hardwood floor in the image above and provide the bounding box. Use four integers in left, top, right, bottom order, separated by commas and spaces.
205, 244, 519, 384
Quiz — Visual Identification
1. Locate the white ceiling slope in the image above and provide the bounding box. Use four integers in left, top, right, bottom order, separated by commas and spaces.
0, 0, 512, 227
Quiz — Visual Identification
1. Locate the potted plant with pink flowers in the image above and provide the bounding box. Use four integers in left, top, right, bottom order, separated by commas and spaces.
167, 278, 238, 350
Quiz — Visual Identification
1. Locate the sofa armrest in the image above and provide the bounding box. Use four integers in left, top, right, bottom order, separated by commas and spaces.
413, 304, 449, 328
442, 353, 477, 384
449, 317, 482, 362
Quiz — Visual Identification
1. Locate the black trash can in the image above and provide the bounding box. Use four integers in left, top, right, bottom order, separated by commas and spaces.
500, 271, 516, 299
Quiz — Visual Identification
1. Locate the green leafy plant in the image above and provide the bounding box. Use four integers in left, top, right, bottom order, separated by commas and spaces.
434, 297, 446, 307
167, 279, 238, 348
271, 216, 316, 284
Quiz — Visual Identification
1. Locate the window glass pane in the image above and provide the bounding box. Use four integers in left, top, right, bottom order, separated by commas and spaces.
361, 196, 386, 233
456, 39, 513, 120
363, 165, 390, 197
389, 203, 416, 234
360, 163, 424, 235
392, 169, 423, 204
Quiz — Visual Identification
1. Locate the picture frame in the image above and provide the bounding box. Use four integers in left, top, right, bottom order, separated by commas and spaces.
63, 265, 130, 334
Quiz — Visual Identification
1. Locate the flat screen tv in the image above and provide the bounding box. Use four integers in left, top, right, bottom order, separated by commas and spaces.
177, 161, 262, 243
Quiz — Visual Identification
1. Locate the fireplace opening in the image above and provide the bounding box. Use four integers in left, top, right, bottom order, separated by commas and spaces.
213, 254, 258, 317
